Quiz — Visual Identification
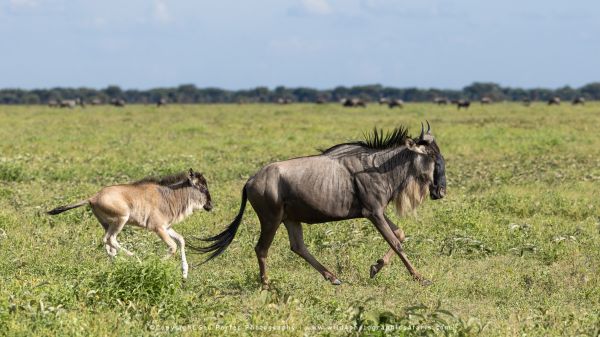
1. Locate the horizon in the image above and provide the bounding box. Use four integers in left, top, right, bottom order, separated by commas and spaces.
1, 0, 599, 90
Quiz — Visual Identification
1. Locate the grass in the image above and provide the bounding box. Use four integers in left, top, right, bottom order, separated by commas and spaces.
0, 102, 599, 336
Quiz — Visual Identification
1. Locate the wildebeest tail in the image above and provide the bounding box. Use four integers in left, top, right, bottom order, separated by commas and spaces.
46, 200, 89, 215
190, 186, 247, 263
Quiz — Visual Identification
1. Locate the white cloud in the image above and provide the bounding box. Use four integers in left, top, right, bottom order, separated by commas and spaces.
302, 0, 332, 15
154, 0, 171, 23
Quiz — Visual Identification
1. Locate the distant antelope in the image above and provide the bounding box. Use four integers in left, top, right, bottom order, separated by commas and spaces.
378, 98, 389, 105
548, 97, 561, 105
572, 97, 585, 105
434, 98, 449, 105
157, 98, 168, 107
277, 98, 293, 104
111, 98, 126, 107
90, 98, 102, 105
342, 98, 367, 108
47, 169, 212, 279
59, 99, 78, 108
456, 100, 470, 110
480, 97, 492, 105
388, 99, 404, 108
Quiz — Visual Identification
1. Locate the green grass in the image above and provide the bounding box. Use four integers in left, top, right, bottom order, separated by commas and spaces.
0, 102, 599, 336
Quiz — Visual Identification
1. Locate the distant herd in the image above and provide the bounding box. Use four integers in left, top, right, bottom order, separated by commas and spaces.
46, 96, 588, 109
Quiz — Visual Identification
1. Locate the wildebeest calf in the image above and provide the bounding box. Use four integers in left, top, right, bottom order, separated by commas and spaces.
47, 169, 212, 279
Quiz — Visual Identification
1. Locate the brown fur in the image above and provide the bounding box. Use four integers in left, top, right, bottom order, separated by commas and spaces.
47, 169, 212, 279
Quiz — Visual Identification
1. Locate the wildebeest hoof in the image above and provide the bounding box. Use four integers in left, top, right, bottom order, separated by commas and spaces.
370, 265, 379, 279
331, 278, 342, 285
419, 278, 432, 286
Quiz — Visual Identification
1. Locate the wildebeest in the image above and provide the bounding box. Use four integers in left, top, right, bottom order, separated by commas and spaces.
388, 99, 404, 108
316, 97, 326, 104
157, 98, 168, 107
480, 97, 492, 105
522, 98, 531, 106
111, 98, 126, 107
193, 123, 446, 288
277, 98, 293, 104
548, 97, 561, 105
48, 100, 59, 108
434, 98, 449, 105
90, 98, 103, 105
379, 98, 389, 105
59, 99, 78, 108
342, 98, 367, 108
456, 100, 470, 109
572, 97, 585, 105
47, 169, 213, 279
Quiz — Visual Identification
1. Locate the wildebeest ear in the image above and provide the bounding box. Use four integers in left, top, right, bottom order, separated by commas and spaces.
188, 168, 194, 179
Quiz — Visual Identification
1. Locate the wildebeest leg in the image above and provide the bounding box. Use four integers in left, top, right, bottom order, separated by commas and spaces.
369, 212, 430, 285
99, 221, 117, 257
254, 215, 282, 290
167, 228, 188, 279
370, 214, 406, 278
107, 216, 134, 256
284, 220, 341, 285
155, 226, 177, 259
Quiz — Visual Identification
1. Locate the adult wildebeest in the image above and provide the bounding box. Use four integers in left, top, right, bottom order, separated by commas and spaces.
316, 97, 326, 104
277, 98, 293, 104
434, 98, 449, 105
194, 123, 446, 288
548, 97, 561, 105
342, 98, 367, 108
59, 99, 78, 108
379, 98, 389, 105
480, 97, 492, 105
456, 100, 470, 109
47, 169, 212, 279
48, 100, 59, 108
157, 98, 168, 107
522, 98, 531, 106
111, 98, 126, 107
90, 98, 102, 105
388, 99, 404, 109
572, 97, 585, 105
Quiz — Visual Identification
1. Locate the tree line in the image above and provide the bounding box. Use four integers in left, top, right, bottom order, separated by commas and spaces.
1, 82, 599, 104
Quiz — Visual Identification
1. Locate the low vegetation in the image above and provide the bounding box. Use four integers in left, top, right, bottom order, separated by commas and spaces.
0, 102, 598, 336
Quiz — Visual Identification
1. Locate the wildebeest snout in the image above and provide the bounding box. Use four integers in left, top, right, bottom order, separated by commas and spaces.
429, 184, 445, 200
204, 201, 213, 211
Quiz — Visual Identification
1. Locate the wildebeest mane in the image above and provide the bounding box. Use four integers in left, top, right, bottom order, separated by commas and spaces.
133, 171, 189, 187
320, 125, 410, 154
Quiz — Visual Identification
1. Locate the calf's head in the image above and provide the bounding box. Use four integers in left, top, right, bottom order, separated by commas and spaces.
187, 168, 213, 211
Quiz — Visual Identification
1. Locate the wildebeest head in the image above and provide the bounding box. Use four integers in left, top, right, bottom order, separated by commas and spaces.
187, 168, 213, 211
408, 122, 446, 200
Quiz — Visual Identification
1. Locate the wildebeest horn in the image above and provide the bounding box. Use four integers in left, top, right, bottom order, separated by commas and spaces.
426, 120, 431, 134
419, 122, 425, 140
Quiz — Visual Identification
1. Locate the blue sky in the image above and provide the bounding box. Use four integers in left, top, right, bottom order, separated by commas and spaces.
1, 0, 598, 89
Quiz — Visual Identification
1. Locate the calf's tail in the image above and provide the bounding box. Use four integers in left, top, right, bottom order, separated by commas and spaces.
47, 199, 89, 215
189, 186, 248, 263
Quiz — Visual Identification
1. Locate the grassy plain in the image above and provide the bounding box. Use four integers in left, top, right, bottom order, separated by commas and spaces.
0, 102, 599, 336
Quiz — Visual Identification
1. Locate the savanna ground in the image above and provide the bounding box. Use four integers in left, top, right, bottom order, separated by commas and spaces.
0, 102, 599, 336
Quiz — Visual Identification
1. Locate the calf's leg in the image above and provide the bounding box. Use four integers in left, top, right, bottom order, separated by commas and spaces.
167, 228, 188, 279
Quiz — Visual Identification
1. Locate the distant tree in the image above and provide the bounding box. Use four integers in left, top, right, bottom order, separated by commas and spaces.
103, 85, 123, 99
580, 82, 600, 100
